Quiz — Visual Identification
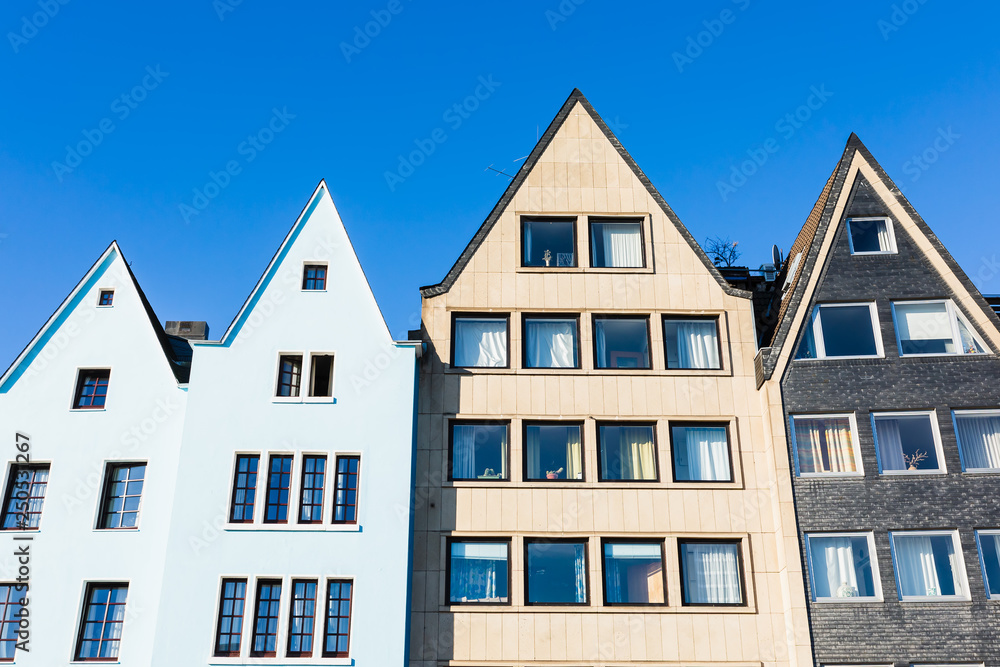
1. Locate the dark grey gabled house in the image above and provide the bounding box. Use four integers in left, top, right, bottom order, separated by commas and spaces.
756, 134, 1000, 666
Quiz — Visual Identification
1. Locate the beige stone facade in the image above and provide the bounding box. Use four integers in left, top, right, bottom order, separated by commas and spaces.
409, 91, 811, 667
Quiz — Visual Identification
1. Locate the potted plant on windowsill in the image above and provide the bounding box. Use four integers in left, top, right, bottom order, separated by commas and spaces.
903, 450, 928, 471
546, 467, 564, 480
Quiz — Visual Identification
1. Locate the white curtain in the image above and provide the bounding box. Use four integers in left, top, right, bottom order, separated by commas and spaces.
874, 418, 906, 471
811, 538, 859, 598
875, 220, 892, 251
684, 427, 730, 481
574, 547, 587, 602
594, 319, 608, 368
675, 321, 720, 369
452, 425, 476, 479
683, 543, 741, 604
601, 223, 643, 267
526, 320, 576, 368
895, 536, 943, 597
454, 319, 507, 367
451, 543, 507, 602
895, 303, 953, 351
956, 415, 1000, 469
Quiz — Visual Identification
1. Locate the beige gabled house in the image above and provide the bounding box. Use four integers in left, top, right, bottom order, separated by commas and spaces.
409, 89, 811, 667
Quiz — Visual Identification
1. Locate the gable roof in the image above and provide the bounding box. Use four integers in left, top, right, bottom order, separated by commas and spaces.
419, 88, 750, 299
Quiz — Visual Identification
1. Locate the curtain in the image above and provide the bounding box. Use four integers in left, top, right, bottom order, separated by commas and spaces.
683, 543, 741, 604
526, 427, 542, 479
675, 321, 720, 369
524, 222, 533, 264
875, 220, 892, 251
606, 427, 655, 480
796, 418, 856, 474
811, 538, 859, 598
895, 536, 943, 597
565, 427, 583, 480
574, 547, 588, 603
874, 418, 906, 471
685, 428, 730, 481
601, 223, 643, 267
595, 319, 608, 367
956, 415, 1000, 469
526, 320, 576, 368
957, 318, 985, 354
454, 319, 507, 367
452, 425, 476, 479
451, 543, 507, 602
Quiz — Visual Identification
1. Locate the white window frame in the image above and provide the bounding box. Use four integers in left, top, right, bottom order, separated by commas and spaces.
890, 299, 989, 358
952, 409, 1000, 473
803, 302, 885, 360
846, 216, 897, 255
871, 410, 947, 475
790, 413, 865, 478
804, 531, 883, 602
974, 529, 1000, 601
273, 351, 337, 404
889, 529, 971, 602
305, 352, 336, 403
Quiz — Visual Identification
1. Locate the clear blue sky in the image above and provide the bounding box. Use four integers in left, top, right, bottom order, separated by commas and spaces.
3, 1, 999, 364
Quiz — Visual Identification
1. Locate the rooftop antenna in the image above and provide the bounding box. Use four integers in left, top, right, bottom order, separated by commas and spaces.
485, 164, 515, 180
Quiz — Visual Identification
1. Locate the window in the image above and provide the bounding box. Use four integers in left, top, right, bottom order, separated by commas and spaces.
309, 354, 334, 398
525, 539, 588, 605
791, 414, 863, 476
524, 423, 583, 481
287, 580, 317, 657
250, 580, 282, 657
1, 464, 49, 530
522, 217, 576, 267
332, 455, 360, 524
847, 217, 897, 254
229, 455, 259, 523
276, 355, 303, 397
523, 316, 579, 368
214, 578, 247, 657
302, 264, 327, 290
671, 424, 732, 482
890, 531, 969, 600
975, 530, 1000, 600
679, 540, 744, 605
0, 585, 24, 661
872, 412, 945, 474
298, 455, 326, 524
452, 316, 508, 368
953, 410, 1000, 472
893, 300, 987, 356
75, 583, 128, 661
593, 316, 650, 369
602, 540, 665, 605
322, 580, 352, 657
598, 423, 657, 481
590, 218, 644, 268
98, 289, 114, 306
448, 540, 510, 604
663, 317, 721, 369
263, 455, 293, 524
450, 422, 508, 481
73, 369, 110, 409
796, 303, 882, 359
99, 463, 145, 529
805, 533, 881, 601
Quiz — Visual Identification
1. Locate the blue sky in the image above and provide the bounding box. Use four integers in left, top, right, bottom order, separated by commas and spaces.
2, 1, 999, 364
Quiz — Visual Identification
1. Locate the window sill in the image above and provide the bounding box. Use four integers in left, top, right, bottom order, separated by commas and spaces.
209, 660, 350, 666
899, 352, 988, 359
850, 251, 897, 257
439, 603, 756, 614
813, 597, 884, 604
272, 398, 337, 405
515, 266, 654, 274
898, 596, 972, 603
879, 470, 947, 476
795, 355, 885, 362
796, 473, 865, 480
224, 524, 361, 533
444, 480, 741, 490
962, 468, 1000, 475
70, 408, 107, 413
443, 367, 730, 377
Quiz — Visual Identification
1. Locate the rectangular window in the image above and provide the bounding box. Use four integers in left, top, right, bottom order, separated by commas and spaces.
263, 455, 293, 524
796, 303, 882, 359
229, 455, 259, 523
598, 423, 657, 481
0, 585, 24, 661
893, 300, 987, 356
524, 423, 583, 481
847, 217, 897, 254
589, 218, 644, 268
593, 316, 650, 369
298, 455, 326, 524
452, 316, 508, 368
1, 464, 49, 530
663, 317, 721, 369
99, 463, 145, 529
522, 217, 576, 267
302, 264, 327, 290
250, 580, 282, 657
805, 533, 881, 601
523, 316, 579, 368
309, 354, 334, 398
890, 531, 969, 600
448, 540, 510, 604
976, 530, 1000, 600
679, 540, 744, 605
872, 412, 945, 474
322, 580, 353, 658
450, 422, 508, 481
74, 369, 110, 409
287, 579, 318, 657
276, 355, 303, 397
954, 410, 1000, 472
75, 583, 128, 661
602, 541, 665, 605
98, 289, 114, 306
671, 424, 732, 482
332, 455, 360, 524
525, 539, 588, 605
214, 578, 247, 657
791, 414, 862, 476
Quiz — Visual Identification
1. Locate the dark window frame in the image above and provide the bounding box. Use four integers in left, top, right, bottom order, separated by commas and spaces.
73, 369, 111, 410
302, 264, 328, 290
229, 454, 259, 523
445, 536, 513, 607
298, 455, 327, 524
263, 455, 293, 524
97, 462, 146, 530
587, 216, 647, 269
591, 314, 653, 370
522, 420, 586, 483
661, 315, 724, 370
447, 420, 510, 482
1, 464, 49, 531
595, 421, 660, 483
332, 455, 360, 524
249, 579, 282, 658
286, 579, 318, 658
276, 355, 303, 397
98, 290, 114, 306
322, 579, 353, 658
520, 216, 578, 268
600, 538, 668, 607
677, 538, 747, 607
521, 313, 582, 369
523, 537, 590, 606
74, 582, 129, 661
450, 313, 512, 369
213, 578, 248, 657
0, 584, 22, 661
668, 421, 735, 483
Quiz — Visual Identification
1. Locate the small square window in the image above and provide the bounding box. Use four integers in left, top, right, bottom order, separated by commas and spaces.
448, 540, 510, 604
796, 303, 882, 359
847, 217, 897, 255
890, 531, 969, 600
602, 540, 665, 605
593, 316, 650, 369
975, 530, 1000, 600
679, 540, 745, 605
524, 423, 583, 481
73, 369, 110, 409
1, 464, 49, 530
99, 463, 146, 529
302, 264, 327, 290
791, 414, 863, 477
98, 290, 114, 306
276, 355, 303, 397
663, 317, 721, 369
598, 423, 657, 481
671, 423, 732, 482
953, 410, 1000, 472
332, 455, 360, 524
452, 316, 508, 368
450, 422, 508, 481
522, 218, 575, 267
523, 316, 579, 368
805, 532, 882, 601
590, 218, 644, 268
525, 539, 588, 605
309, 354, 334, 398
75, 583, 128, 661
872, 412, 945, 474
893, 300, 987, 356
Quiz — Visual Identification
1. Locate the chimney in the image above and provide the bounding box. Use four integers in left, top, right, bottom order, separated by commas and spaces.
165, 321, 210, 341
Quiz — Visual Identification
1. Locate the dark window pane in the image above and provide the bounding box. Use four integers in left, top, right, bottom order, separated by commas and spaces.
322, 580, 352, 657
214, 579, 247, 656
849, 218, 891, 253
74, 370, 110, 409
980, 533, 1000, 598
333, 456, 360, 523
277, 355, 302, 397
100, 464, 145, 529
599, 424, 656, 481
250, 581, 282, 657
309, 355, 334, 397
526, 541, 587, 604
874, 414, 940, 472
229, 455, 259, 523
302, 264, 327, 290
98, 290, 114, 306
75, 584, 127, 660
819, 306, 878, 357
264, 456, 292, 524
1, 465, 49, 530
594, 317, 650, 369
602, 542, 664, 604
451, 423, 507, 480
287, 580, 317, 656
449, 541, 509, 603
524, 424, 582, 481
522, 219, 575, 267
0, 585, 24, 660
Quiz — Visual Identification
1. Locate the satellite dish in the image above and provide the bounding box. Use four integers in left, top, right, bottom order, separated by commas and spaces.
771, 244, 782, 268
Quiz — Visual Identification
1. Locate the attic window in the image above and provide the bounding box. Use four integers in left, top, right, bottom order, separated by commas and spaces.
590, 219, 644, 268
74, 369, 111, 409
847, 217, 896, 255
302, 264, 327, 291
98, 290, 114, 307
522, 218, 576, 267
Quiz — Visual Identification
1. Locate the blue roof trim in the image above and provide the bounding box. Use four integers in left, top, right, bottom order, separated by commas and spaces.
0, 248, 118, 393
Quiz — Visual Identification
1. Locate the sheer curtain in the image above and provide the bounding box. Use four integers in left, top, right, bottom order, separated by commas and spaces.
601, 223, 643, 267
675, 321, 720, 369
685, 428, 730, 481
874, 418, 906, 471
526, 320, 576, 367
452, 425, 476, 479
454, 319, 507, 367
796, 418, 857, 474
524, 223, 534, 264
565, 427, 583, 479
895, 536, 942, 597
574, 547, 588, 602
526, 427, 542, 479
956, 415, 1000, 469
876, 220, 892, 251
609, 427, 655, 480
594, 320, 608, 367
451, 543, 507, 602
811, 538, 859, 598
683, 543, 741, 604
